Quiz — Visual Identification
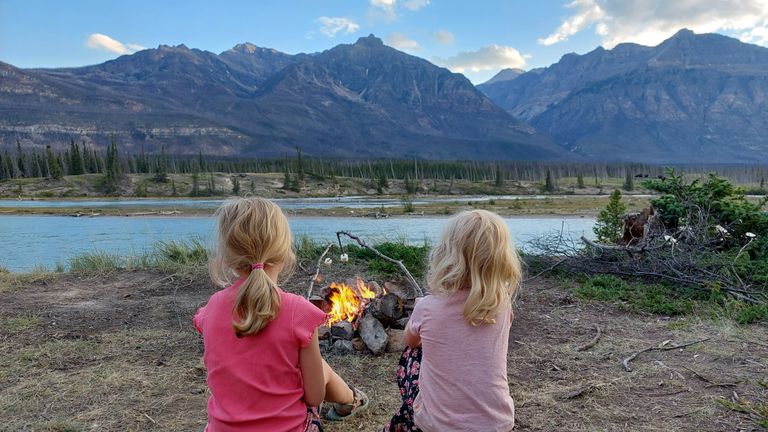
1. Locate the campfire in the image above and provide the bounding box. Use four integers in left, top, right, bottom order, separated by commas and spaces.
310, 276, 416, 355
325, 279, 377, 326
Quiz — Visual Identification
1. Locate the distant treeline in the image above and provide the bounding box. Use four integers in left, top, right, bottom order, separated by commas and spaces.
2, 139, 768, 187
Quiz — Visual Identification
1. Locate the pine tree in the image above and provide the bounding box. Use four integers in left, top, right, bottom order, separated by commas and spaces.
545, 170, 556, 192
250, 178, 256, 194
16, 140, 26, 178
171, 178, 177, 196
0, 152, 7, 180
69, 139, 84, 175
577, 173, 585, 189
495, 164, 504, 187
295, 147, 305, 183
593, 189, 627, 244
190, 172, 200, 197
623, 171, 634, 191
231, 176, 241, 195
104, 135, 121, 193
46, 145, 63, 180
154, 145, 169, 182
760, 177, 765, 192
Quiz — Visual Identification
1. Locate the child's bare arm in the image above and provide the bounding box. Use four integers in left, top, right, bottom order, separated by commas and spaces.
404, 326, 421, 348
299, 329, 326, 406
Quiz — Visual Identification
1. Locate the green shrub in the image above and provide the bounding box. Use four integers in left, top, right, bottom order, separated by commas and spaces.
593, 190, 626, 243
349, 241, 429, 279
574, 275, 766, 323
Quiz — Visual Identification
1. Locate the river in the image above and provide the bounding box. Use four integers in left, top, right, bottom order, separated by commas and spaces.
0, 214, 595, 272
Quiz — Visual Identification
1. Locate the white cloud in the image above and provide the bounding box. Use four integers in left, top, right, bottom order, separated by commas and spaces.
435, 30, 455, 45
539, 0, 604, 46
85, 33, 144, 54
317, 16, 360, 37
540, 0, 768, 48
386, 32, 421, 52
370, 0, 397, 21
433, 45, 528, 73
403, 0, 430, 11
740, 20, 768, 45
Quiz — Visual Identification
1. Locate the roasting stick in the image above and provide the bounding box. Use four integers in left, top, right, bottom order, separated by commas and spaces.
336, 231, 424, 297
305, 243, 335, 299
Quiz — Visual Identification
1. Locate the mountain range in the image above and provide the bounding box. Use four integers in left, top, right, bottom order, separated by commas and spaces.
478, 29, 768, 163
0, 35, 558, 160
2, 29, 768, 162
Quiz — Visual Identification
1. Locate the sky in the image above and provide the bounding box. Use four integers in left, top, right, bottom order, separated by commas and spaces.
1, 0, 768, 84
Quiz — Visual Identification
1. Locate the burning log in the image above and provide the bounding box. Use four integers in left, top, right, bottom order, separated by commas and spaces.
367, 293, 405, 326
358, 315, 388, 354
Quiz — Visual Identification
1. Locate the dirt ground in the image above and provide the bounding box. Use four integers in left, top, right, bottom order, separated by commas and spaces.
1, 270, 766, 431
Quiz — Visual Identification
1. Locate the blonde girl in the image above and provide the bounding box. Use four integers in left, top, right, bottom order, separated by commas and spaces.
194, 197, 368, 432
384, 209, 522, 432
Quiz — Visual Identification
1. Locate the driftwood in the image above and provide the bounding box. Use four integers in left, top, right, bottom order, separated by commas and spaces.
336, 231, 423, 297
305, 242, 335, 299
574, 324, 602, 352
622, 338, 710, 372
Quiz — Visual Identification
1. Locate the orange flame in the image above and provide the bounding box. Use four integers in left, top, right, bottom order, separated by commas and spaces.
326, 277, 377, 326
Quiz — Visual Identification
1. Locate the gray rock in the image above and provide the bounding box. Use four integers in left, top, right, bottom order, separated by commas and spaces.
359, 315, 388, 355
331, 321, 354, 340
332, 339, 354, 355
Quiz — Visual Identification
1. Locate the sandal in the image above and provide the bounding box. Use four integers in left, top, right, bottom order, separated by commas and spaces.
325, 387, 369, 421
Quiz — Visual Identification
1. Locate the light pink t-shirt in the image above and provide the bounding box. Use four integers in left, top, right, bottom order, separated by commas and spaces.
193, 278, 327, 432
409, 290, 515, 432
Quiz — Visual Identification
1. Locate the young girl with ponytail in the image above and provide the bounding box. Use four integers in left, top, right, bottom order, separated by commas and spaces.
194, 197, 368, 432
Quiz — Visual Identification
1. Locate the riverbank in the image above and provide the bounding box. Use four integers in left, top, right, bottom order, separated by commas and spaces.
1, 267, 765, 431
0, 171, 649, 200
0, 194, 653, 217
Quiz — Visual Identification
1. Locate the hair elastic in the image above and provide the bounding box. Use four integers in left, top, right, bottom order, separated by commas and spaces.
251, 262, 265, 270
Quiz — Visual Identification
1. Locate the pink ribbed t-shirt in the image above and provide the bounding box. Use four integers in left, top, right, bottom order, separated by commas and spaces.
409, 290, 515, 432
193, 278, 327, 432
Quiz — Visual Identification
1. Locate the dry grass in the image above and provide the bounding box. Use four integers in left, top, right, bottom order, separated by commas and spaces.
0, 270, 766, 431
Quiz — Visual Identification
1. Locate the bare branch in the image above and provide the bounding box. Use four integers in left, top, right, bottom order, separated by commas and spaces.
305, 243, 335, 299
336, 231, 424, 297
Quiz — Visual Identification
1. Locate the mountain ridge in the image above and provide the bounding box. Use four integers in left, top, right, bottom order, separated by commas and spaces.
478, 29, 768, 162
0, 35, 562, 160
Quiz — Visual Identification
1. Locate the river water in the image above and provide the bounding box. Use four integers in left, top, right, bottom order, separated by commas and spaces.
0, 214, 595, 272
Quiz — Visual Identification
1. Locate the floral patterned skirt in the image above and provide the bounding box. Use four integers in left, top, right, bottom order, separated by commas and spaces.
303, 406, 324, 432
383, 347, 424, 432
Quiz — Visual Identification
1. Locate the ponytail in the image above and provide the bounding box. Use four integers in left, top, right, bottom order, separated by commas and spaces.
232, 267, 281, 337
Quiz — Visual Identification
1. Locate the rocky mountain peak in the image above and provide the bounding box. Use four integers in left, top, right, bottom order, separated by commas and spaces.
354, 34, 385, 48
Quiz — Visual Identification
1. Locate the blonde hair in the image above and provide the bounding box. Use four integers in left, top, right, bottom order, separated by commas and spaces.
427, 210, 522, 326
210, 197, 296, 337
